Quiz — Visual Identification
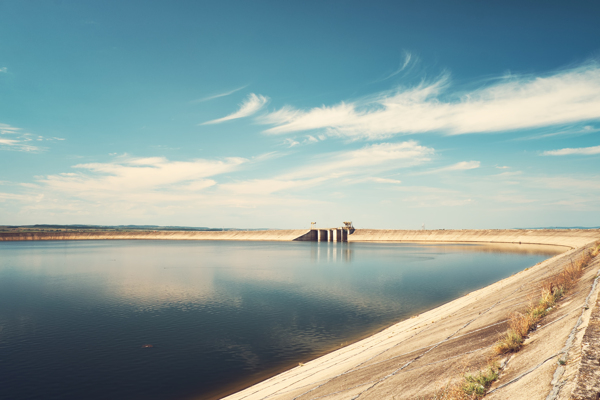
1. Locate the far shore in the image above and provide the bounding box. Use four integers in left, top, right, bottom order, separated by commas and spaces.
1, 228, 599, 249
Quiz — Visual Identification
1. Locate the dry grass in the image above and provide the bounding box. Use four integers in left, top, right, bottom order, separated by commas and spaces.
427, 363, 500, 400
494, 250, 591, 355
590, 240, 600, 257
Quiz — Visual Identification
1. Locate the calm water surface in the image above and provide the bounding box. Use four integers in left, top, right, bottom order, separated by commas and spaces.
0, 240, 562, 400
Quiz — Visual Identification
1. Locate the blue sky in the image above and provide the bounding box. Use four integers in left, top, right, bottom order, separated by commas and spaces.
1, 0, 599, 229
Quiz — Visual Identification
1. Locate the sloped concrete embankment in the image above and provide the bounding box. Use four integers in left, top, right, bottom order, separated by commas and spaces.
224, 231, 600, 400
349, 229, 599, 249
0, 230, 310, 242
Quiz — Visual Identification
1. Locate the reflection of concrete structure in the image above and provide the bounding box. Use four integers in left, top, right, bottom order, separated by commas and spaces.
310, 241, 353, 263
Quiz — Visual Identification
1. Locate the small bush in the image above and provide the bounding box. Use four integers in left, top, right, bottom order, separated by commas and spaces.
591, 241, 600, 257
427, 363, 499, 400
494, 329, 524, 354
463, 365, 499, 397
508, 312, 533, 338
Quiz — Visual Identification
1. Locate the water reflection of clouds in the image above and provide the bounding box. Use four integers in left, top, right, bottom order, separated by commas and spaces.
0, 241, 563, 315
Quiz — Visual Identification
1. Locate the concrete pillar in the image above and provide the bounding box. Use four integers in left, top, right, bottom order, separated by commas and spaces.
318, 229, 329, 242
332, 229, 338, 242
345, 228, 351, 242
328, 229, 333, 242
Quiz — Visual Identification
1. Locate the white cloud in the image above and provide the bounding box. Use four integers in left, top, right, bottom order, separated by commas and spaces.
202, 93, 268, 124
493, 171, 522, 178
40, 156, 246, 199
192, 85, 249, 103
0, 123, 21, 135
282, 135, 320, 148
219, 177, 327, 196
0, 67, 7, 73
259, 63, 600, 140
0, 192, 44, 202
368, 177, 402, 184
0, 138, 20, 146
542, 145, 600, 156
514, 125, 600, 141
399, 190, 474, 208
0, 135, 40, 152
377, 52, 413, 82
0, 123, 64, 152
285, 141, 433, 180
221, 141, 432, 195
417, 160, 480, 175
283, 138, 299, 147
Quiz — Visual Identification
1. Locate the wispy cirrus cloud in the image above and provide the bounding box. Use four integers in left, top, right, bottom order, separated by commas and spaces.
282, 135, 320, 148
0, 67, 7, 73
40, 156, 246, 199
259, 63, 600, 139
513, 124, 599, 141
285, 141, 433, 180
0, 123, 65, 152
542, 145, 600, 156
192, 84, 249, 103
0, 192, 44, 202
221, 141, 433, 195
0, 123, 40, 151
360, 177, 402, 184
375, 52, 413, 82
416, 161, 480, 175
202, 93, 268, 124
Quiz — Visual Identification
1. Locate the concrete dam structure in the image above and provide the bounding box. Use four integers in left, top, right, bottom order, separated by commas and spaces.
293, 228, 352, 242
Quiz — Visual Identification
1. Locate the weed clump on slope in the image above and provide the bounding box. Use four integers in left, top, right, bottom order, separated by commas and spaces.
428, 363, 499, 400
494, 249, 593, 355
462, 364, 499, 398
591, 240, 600, 257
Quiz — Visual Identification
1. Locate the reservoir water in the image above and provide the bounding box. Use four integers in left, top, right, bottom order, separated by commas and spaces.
0, 240, 562, 400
